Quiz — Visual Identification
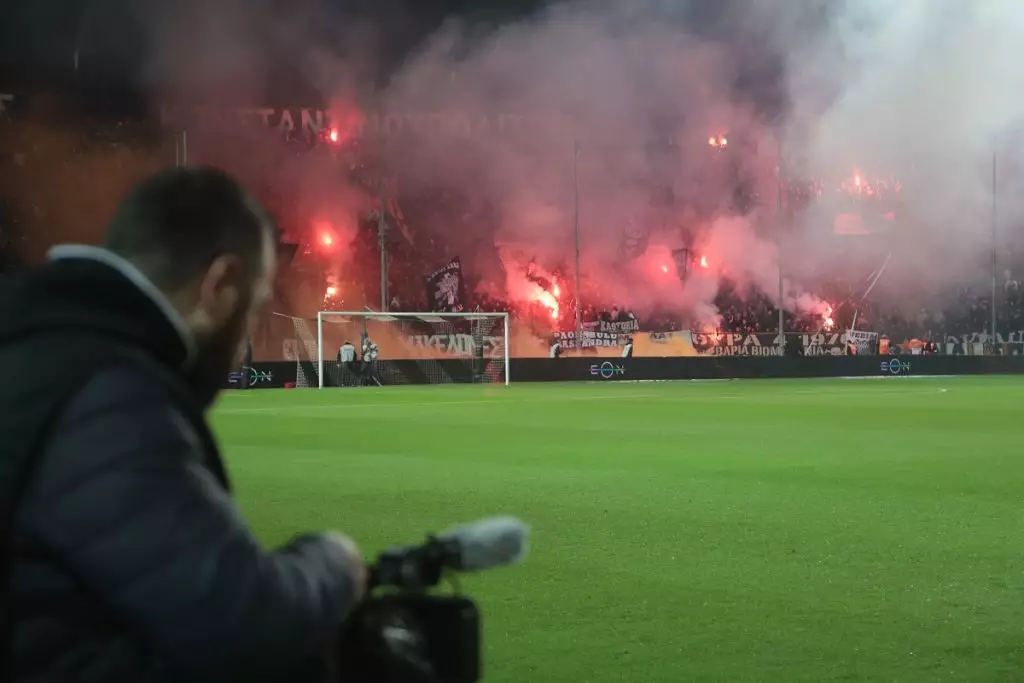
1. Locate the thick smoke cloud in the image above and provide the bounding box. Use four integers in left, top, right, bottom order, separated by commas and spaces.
780, 0, 1024, 290
376, 1, 779, 323
15, 0, 1023, 326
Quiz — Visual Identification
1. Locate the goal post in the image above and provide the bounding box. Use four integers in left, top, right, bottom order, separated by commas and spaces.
315, 311, 511, 388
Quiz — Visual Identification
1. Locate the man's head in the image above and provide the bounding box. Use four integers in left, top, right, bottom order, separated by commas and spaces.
104, 166, 276, 404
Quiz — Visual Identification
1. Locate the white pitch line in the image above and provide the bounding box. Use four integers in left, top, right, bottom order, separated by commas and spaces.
216, 392, 664, 414
216, 386, 951, 416
787, 387, 950, 396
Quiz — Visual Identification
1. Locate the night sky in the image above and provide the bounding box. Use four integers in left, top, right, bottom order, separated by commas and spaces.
1, 0, 563, 85
0, 0, 797, 111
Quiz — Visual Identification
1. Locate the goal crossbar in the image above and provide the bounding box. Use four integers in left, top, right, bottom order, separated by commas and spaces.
316, 311, 511, 388
319, 311, 507, 319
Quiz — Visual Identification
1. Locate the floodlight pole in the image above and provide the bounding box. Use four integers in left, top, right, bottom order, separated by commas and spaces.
377, 209, 388, 312
991, 147, 998, 350
776, 136, 785, 355
377, 133, 389, 312
573, 139, 582, 345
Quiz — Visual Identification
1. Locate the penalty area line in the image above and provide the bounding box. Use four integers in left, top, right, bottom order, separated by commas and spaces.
216, 392, 666, 414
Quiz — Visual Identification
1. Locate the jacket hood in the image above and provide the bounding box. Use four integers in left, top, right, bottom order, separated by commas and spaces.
0, 255, 191, 370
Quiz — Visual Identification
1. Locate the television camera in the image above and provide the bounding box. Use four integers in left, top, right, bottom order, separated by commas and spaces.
338, 516, 529, 683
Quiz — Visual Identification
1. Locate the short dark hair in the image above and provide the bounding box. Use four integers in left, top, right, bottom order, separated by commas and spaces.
104, 166, 275, 289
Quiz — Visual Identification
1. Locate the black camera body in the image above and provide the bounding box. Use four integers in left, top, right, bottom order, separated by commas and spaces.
337, 517, 527, 682
338, 532, 490, 682
338, 593, 480, 683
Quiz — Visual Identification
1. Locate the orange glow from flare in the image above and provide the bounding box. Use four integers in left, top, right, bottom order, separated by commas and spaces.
553, 283, 560, 297
325, 286, 337, 297
822, 305, 834, 331
313, 221, 339, 252
699, 255, 709, 269
662, 265, 669, 273
328, 129, 339, 143
530, 286, 560, 321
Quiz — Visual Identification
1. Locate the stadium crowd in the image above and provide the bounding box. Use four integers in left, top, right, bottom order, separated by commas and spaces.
3, 109, 1024, 348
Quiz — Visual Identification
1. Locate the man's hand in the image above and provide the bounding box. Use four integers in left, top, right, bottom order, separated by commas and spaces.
323, 531, 368, 603
317, 533, 368, 680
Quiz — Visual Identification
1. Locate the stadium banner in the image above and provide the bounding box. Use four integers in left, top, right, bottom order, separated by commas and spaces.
552, 329, 628, 350
158, 103, 568, 139
548, 319, 641, 351
846, 329, 878, 343
269, 314, 873, 363
403, 333, 503, 356
599, 319, 640, 333
425, 258, 467, 313
940, 329, 1024, 355
681, 331, 853, 357
688, 332, 783, 357
511, 329, 857, 358
845, 329, 878, 355
943, 330, 1024, 345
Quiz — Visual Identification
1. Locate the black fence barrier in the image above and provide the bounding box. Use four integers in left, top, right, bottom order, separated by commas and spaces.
508, 355, 1024, 383
224, 355, 1024, 390
223, 359, 500, 390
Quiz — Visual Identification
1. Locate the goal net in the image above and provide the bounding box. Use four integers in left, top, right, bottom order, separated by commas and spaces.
313, 311, 510, 388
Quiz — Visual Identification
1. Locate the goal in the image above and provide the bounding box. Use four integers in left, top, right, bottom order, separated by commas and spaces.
314, 311, 510, 388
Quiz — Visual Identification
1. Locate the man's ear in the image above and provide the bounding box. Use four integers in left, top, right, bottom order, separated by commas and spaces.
198, 254, 245, 320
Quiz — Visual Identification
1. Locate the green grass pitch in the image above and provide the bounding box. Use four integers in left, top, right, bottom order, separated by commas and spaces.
212, 377, 1024, 682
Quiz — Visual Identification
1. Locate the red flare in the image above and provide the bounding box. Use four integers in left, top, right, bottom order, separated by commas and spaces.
529, 285, 559, 321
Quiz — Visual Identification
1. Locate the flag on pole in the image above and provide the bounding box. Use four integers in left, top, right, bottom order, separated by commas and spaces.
387, 198, 414, 246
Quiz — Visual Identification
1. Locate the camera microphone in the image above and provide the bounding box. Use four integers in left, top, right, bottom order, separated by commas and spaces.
370, 516, 529, 590
437, 516, 529, 572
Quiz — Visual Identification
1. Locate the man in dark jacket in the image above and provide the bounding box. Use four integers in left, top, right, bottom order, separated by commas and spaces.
0, 167, 365, 682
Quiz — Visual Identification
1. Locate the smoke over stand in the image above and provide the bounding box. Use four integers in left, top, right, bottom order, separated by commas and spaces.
6, 0, 1023, 336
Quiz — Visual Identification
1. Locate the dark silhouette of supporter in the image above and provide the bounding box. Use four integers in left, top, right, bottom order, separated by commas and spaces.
0, 167, 365, 682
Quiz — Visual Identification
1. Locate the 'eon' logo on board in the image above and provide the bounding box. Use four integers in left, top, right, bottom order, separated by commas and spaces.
590, 362, 626, 379
880, 359, 911, 376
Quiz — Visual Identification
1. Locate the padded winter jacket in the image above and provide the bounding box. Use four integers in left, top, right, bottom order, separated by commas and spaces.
0, 247, 362, 682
